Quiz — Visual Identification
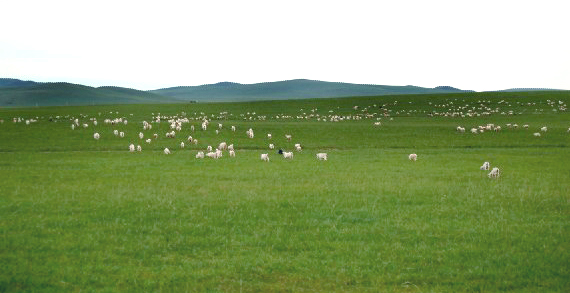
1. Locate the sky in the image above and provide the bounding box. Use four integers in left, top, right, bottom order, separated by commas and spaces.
1, 0, 569, 91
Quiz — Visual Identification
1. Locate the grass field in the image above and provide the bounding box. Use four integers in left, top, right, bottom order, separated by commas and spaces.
1, 91, 569, 292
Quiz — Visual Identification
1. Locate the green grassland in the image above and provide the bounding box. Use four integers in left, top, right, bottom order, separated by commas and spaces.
0, 91, 569, 292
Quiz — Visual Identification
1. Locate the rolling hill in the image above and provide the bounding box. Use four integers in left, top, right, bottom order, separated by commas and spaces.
150, 79, 475, 102
0, 82, 182, 107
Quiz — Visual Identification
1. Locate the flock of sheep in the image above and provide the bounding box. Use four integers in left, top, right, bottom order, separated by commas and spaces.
89, 117, 329, 163
5, 96, 568, 181
456, 123, 554, 137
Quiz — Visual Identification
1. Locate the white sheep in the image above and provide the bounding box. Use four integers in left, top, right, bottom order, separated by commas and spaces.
129, 144, 135, 152
231, 126, 236, 132
541, 126, 547, 132
285, 134, 292, 141
136, 145, 142, 152
82, 123, 88, 128
207, 145, 213, 152
480, 161, 490, 170
218, 123, 223, 129
180, 142, 185, 149
267, 133, 272, 139
187, 136, 193, 142
409, 154, 417, 161
218, 142, 227, 150
229, 150, 236, 157
295, 145, 302, 152
206, 152, 219, 159
282, 151, 294, 159
269, 143, 275, 150
261, 153, 269, 162
139, 132, 144, 139
228, 144, 234, 151
316, 153, 328, 161
145, 139, 152, 144
196, 151, 205, 159
119, 132, 125, 138
488, 167, 500, 178
93, 133, 100, 140
164, 148, 171, 155
246, 128, 254, 138
113, 129, 119, 136
533, 132, 541, 137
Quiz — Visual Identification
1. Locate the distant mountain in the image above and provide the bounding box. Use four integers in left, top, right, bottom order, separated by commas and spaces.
434, 86, 465, 91
0, 81, 181, 107
492, 88, 565, 92
150, 79, 474, 102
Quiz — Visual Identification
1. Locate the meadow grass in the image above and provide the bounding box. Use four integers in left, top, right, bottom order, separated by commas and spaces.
0, 92, 569, 292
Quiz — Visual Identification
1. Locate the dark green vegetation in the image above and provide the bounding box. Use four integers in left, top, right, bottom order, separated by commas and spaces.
0, 91, 569, 292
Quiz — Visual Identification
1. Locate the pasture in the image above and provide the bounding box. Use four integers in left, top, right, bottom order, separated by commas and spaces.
0, 91, 569, 292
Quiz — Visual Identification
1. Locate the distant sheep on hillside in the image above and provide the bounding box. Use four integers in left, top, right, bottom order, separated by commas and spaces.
409, 154, 417, 161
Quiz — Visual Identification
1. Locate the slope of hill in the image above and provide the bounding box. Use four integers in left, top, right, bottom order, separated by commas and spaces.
0, 78, 40, 88
0, 82, 182, 107
150, 79, 474, 102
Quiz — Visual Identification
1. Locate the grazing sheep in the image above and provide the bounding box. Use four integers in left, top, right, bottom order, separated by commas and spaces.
82, 123, 88, 128
218, 142, 227, 150
71, 124, 75, 130
215, 130, 219, 135
246, 128, 254, 138
267, 133, 272, 139
201, 122, 207, 131
285, 134, 292, 141
153, 133, 158, 139
113, 129, 119, 136
164, 148, 171, 155
228, 144, 234, 151
409, 154, 417, 161
374, 122, 382, 126
533, 132, 541, 137
229, 149, 236, 157
119, 132, 125, 138
282, 151, 294, 159
316, 153, 328, 161
295, 145, 302, 152
207, 145, 213, 152
269, 143, 275, 150
218, 123, 223, 129
541, 126, 547, 132
187, 135, 193, 142
471, 128, 478, 134
206, 152, 219, 159
457, 126, 465, 133
139, 132, 144, 139
196, 151, 205, 159
261, 153, 269, 162
145, 139, 152, 144
136, 145, 142, 152
523, 124, 529, 129
567, 127, 570, 133
93, 133, 100, 140
180, 142, 185, 149
231, 126, 236, 132
193, 139, 198, 145
488, 167, 500, 178
190, 125, 195, 132
480, 161, 490, 170
129, 144, 135, 152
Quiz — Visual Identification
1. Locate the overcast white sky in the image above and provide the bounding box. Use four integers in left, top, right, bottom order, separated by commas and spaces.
1, 0, 569, 91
